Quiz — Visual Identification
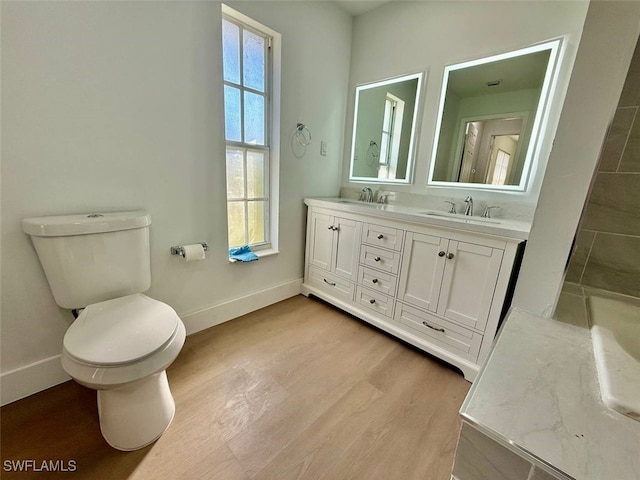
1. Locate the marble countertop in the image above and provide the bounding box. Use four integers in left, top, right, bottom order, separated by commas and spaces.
461, 307, 640, 480
304, 197, 530, 241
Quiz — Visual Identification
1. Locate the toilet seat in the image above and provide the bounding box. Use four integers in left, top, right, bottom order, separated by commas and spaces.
64, 294, 180, 367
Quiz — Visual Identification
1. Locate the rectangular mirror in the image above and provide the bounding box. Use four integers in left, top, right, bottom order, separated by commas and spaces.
428, 40, 561, 191
349, 72, 424, 184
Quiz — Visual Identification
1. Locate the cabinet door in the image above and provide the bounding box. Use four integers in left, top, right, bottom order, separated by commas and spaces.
333, 217, 361, 281
397, 232, 447, 312
308, 212, 334, 272
437, 241, 503, 331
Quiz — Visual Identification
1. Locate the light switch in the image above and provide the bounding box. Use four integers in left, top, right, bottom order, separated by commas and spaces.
320, 140, 327, 156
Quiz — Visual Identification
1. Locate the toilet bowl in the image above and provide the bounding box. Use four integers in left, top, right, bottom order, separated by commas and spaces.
60, 294, 186, 450
22, 211, 186, 450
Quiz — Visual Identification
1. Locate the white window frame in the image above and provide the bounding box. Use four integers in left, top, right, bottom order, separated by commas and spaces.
222, 4, 281, 257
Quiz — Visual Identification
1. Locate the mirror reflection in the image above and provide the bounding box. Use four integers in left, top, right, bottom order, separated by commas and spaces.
429, 40, 560, 190
350, 73, 423, 183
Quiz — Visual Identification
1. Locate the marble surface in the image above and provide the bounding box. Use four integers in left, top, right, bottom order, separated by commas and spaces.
590, 295, 640, 422
305, 197, 531, 241
461, 305, 640, 480
339, 187, 538, 223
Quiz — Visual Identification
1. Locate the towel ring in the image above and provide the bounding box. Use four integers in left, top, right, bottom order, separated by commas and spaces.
366, 140, 379, 166
295, 123, 312, 147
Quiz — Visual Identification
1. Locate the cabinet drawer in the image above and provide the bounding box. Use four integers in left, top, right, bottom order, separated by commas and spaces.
360, 245, 401, 274
362, 223, 404, 251
358, 266, 397, 297
394, 302, 482, 362
356, 286, 394, 318
308, 266, 354, 301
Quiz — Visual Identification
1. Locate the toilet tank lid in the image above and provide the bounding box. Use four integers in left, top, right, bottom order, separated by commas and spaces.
22, 211, 151, 237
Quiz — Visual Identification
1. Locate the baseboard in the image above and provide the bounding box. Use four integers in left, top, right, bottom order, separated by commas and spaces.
1, 278, 303, 406
180, 278, 303, 335
1, 355, 71, 407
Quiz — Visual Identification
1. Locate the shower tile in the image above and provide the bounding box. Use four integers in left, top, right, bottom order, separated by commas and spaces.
599, 107, 636, 172
619, 109, 640, 172
565, 229, 595, 283
618, 39, 640, 108
582, 173, 640, 236
582, 233, 640, 298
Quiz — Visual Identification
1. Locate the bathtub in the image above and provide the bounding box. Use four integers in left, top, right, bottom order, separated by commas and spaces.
589, 294, 640, 422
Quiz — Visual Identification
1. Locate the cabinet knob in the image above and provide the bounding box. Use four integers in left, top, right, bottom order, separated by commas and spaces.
446, 253, 454, 260
374, 256, 381, 262
372, 278, 379, 284
323, 279, 336, 286
327, 225, 335, 231
438, 251, 446, 257
377, 234, 384, 239
369, 298, 376, 304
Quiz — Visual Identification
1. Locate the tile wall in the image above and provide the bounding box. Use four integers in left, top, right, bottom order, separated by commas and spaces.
566, 36, 640, 299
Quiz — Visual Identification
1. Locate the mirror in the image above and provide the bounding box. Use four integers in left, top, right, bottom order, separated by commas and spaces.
429, 40, 561, 190
350, 72, 424, 184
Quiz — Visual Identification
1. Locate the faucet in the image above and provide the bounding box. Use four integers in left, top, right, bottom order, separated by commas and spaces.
444, 201, 457, 214
360, 187, 374, 203
482, 205, 499, 218
464, 195, 473, 216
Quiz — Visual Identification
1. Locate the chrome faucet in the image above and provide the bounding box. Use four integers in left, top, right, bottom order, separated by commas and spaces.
482, 205, 499, 218
464, 196, 473, 216
444, 201, 457, 214
360, 187, 374, 203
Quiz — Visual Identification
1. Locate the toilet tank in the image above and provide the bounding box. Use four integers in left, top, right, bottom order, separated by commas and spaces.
23, 211, 152, 309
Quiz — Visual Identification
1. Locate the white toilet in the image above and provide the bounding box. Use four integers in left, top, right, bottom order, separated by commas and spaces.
22, 211, 186, 451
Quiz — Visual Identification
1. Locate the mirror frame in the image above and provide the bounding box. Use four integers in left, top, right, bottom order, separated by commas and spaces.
349, 72, 424, 184
428, 39, 562, 191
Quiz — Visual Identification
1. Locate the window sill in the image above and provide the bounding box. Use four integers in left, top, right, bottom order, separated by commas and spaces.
228, 248, 279, 263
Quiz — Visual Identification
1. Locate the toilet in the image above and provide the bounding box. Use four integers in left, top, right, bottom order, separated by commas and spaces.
22, 211, 186, 451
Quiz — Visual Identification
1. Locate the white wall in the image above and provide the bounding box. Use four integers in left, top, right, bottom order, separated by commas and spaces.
343, 1, 589, 206
513, 1, 640, 317
0, 1, 352, 404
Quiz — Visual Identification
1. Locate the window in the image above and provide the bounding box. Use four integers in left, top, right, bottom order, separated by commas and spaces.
221, 5, 280, 252
492, 149, 511, 185
378, 93, 404, 180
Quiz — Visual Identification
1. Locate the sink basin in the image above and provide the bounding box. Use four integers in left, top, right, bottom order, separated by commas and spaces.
416, 211, 501, 224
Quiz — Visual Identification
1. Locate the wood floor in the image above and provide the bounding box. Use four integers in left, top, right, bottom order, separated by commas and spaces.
1, 295, 470, 480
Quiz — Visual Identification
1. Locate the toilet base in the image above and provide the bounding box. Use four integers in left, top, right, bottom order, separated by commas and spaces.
97, 371, 175, 451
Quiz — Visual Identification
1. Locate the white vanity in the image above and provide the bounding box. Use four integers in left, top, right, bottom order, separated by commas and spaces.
301, 197, 529, 381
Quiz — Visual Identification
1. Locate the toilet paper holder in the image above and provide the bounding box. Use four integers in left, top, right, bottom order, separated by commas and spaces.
170, 243, 209, 257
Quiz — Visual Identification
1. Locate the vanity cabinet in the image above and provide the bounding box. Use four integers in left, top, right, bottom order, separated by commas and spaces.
308, 212, 361, 282
306, 211, 362, 301
302, 200, 524, 382
398, 232, 503, 331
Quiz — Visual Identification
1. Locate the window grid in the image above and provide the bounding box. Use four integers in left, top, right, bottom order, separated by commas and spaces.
222, 14, 272, 249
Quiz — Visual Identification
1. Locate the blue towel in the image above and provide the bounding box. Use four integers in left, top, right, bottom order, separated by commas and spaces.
229, 245, 259, 262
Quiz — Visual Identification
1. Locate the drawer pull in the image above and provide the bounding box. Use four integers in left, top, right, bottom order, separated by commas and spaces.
422, 321, 445, 333
323, 279, 337, 286
374, 256, 381, 262
438, 251, 446, 257
369, 299, 376, 304
446, 253, 454, 260
371, 278, 379, 284
377, 234, 384, 239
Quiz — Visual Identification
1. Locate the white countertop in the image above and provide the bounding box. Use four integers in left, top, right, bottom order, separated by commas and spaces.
461, 308, 640, 480
304, 197, 531, 241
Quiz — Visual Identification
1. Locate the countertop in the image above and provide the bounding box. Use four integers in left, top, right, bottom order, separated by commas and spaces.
461, 306, 640, 480
304, 197, 531, 241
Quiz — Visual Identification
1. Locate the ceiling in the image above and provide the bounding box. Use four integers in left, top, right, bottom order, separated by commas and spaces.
334, 0, 391, 16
